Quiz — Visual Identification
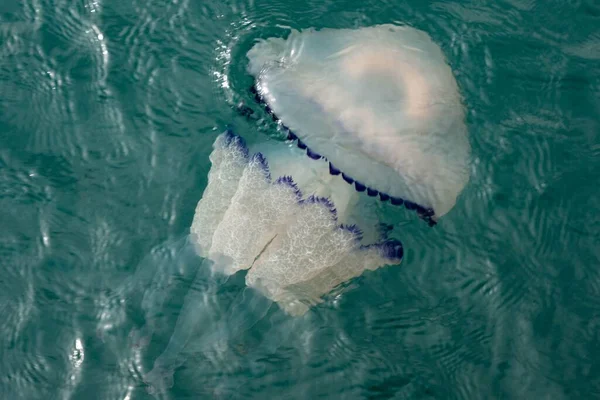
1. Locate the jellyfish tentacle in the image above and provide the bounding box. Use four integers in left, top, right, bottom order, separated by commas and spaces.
189, 286, 274, 351
143, 257, 228, 393
117, 235, 202, 349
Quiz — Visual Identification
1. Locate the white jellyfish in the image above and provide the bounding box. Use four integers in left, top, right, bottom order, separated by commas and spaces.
125, 24, 470, 394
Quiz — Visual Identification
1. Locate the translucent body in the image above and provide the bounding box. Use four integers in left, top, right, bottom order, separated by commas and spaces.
120, 24, 471, 397
247, 24, 470, 218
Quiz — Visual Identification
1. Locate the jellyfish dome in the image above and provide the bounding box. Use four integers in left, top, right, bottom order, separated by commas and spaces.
122, 24, 470, 395
247, 24, 470, 221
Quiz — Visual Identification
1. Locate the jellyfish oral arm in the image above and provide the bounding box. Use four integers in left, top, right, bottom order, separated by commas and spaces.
143, 258, 226, 391
192, 130, 403, 310
136, 129, 403, 394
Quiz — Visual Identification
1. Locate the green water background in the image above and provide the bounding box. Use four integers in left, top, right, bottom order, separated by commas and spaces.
1, 0, 599, 398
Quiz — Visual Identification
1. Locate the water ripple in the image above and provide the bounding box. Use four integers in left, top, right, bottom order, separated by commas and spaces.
1, 0, 600, 398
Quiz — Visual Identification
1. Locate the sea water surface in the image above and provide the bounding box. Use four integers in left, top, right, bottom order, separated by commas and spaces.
1, 0, 599, 399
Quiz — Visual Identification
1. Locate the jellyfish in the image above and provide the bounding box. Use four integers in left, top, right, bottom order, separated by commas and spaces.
129, 24, 470, 394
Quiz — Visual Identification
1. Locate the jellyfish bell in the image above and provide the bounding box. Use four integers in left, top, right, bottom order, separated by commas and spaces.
247, 24, 470, 222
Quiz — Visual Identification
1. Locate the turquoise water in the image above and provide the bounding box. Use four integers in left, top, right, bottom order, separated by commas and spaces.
1, 0, 600, 398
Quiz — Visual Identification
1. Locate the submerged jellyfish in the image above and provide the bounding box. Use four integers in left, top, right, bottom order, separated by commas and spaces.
128, 24, 470, 394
